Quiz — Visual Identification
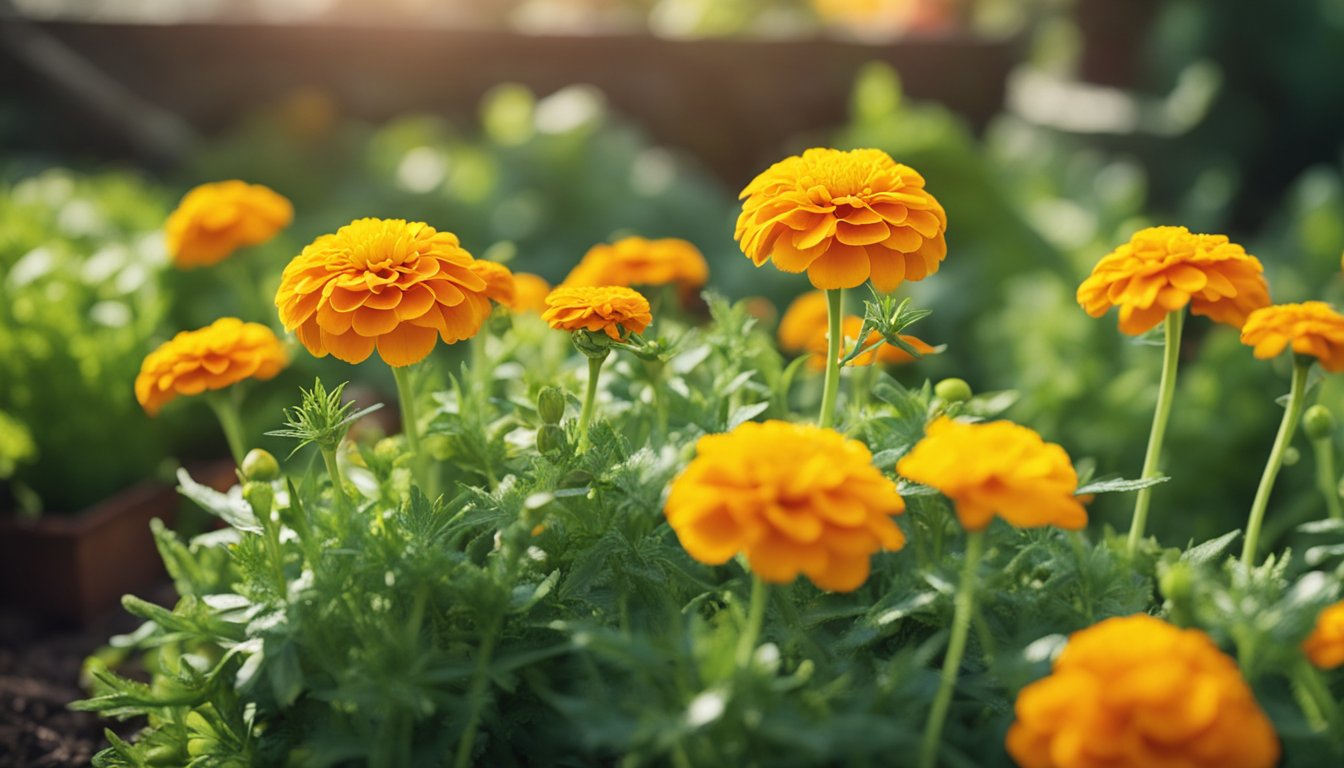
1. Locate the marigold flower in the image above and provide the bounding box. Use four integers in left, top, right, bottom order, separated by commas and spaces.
563, 236, 709, 295
1077, 226, 1269, 335
275, 218, 491, 367
512, 272, 552, 314
135, 318, 288, 416
806, 316, 936, 371
1240, 301, 1344, 372
541, 285, 652, 341
665, 420, 906, 592
736, 148, 947, 291
897, 417, 1086, 531
1006, 615, 1280, 768
1304, 600, 1344, 669
467, 260, 518, 309
165, 180, 292, 268
777, 291, 831, 353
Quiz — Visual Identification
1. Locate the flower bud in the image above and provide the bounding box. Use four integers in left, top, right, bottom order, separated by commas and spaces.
374, 436, 402, 465
1305, 404, 1336, 441
242, 480, 275, 522
537, 387, 566, 424
1159, 562, 1192, 603
240, 448, 280, 482
536, 424, 567, 455
934, 377, 972, 403
1284, 446, 1301, 467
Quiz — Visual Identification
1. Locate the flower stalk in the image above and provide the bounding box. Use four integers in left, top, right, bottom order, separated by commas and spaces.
818, 288, 844, 429
391, 364, 431, 494
736, 574, 769, 669
206, 390, 248, 467
1127, 309, 1184, 557
919, 530, 984, 768
576, 353, 607, 453
1242, 359, 1312, 566
1305, 405, 1343, 521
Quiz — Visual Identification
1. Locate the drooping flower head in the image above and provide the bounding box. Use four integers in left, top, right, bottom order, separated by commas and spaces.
1006, 615, 1280, 768
135, 318, 288, 416
665, 420, 905, 592
1304, 600, 1344, 669
1077, 226, 1269, 335
512, 272, 553, 314
541, 285, 652, 341
467, 260, 518, 310
1240, 301, 1344, 372
166, 180, 292, 268
736, 148, 947, 291
563, 236, 709, 296
897, 417, 1087, 531
275, 218, 491, 367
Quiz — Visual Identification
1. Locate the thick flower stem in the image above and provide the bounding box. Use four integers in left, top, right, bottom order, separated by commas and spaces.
1311, 434, 1343, 521
919, 530, 984, 768
577, 354, 607, 453
1127, 310, 1184, 558
206, 391, 248, 467
1242, 361, 1311, 566
391, 365, 428, 491
818, 288, 844, 429
320, 445, 349, 516
736, 574, 769, 669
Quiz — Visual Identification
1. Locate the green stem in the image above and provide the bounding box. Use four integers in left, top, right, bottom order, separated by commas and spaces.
577, 354, 607, 453
736, 574, 769, 668
206, 391, 248, 466
391, 365, 428, 492
919, 530, 984, 768
1127, 309, 1184, 557
454, 614, 502, 768
320, 445, 349, 516
1295, 660, 1344, 740
1312, 434, 1344, 521
818, 288, 844, 429
853, 360, 878, 413
1242, 361, 1311, 566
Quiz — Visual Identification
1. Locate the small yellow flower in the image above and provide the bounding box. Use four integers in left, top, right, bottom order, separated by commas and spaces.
512, 272, 553, 314
135, 318, 288, 416
275, 218, 491, 368
165, 180, 292, 268
1304, 600, 1344, 669
1240, 301, 1344, 372
665, 420, 905, 592
1006, 614, 1280, 768
736, 148, 947, 291
541, 286, 652, 341
1077, 226, 1269, 335
897, 417, 1087, 531
563, 236, 709, 295
467, 260, 518, 310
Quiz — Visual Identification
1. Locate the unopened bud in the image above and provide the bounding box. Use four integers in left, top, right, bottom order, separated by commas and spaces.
537, 424, 567, 455
934, 377, 972, 403
374, 437, 402, 465
241, 449, 280, 482
1284, 446, 1301, 467
1304, 405, 1336, 441
537, 387, 566, 424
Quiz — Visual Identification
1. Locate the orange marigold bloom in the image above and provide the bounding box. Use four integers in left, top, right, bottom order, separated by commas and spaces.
165, 180, 292, 268
1077, 226, 1269, 336
665, 420, 905, 592
1240, 301, 1344, 372
1006, 615, 1280, 768
777, 291, 831, 353
512, 272, 552, 314
467, 260, 518, 309
541, 285, 652, 341
736, 148, 947, 291
805, 316, 937, 371
897, 417, 1087, 531
1304, 600, 1344, 669
563, 236, 709, 294
275, 218, 491, 368
135, 318, 288, 416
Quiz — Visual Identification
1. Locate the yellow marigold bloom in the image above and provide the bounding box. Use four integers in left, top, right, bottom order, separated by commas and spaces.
1077, 226, 1269, 336
135, 318, 288, 416
1304, 600, 1344, 669
165, 180, 292, 268
467, 260, 518, 309
897, 417, 1086, 531
665, 420, 906, 592
275, 218, 491, 368
1240, 301, 1344, 372
736, 148, 947, 291
563, 236, 709, 295
512, 272, 552, 314
541, 285, 652, 341
1006, 615, 1280, 768
805, 316, 937, 371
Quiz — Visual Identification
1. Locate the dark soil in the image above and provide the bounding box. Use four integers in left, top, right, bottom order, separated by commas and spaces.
0, 584, 173, 768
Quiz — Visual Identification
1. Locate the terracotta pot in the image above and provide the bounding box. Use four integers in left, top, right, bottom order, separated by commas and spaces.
0, 462, 234, 625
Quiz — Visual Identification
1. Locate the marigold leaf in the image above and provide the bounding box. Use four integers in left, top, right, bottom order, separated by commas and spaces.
1075, 475, 1170, 495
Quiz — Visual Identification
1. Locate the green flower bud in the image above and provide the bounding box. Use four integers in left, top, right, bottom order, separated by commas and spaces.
240, 448, 280, 482
537, 386, 566, 424
934, 377, 972, 403
537, 424, 567, 455
242, 480, 275, 523
1304, 404, 1336, 441
1283, 446, 1301, 467
374, 436, 402, 465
